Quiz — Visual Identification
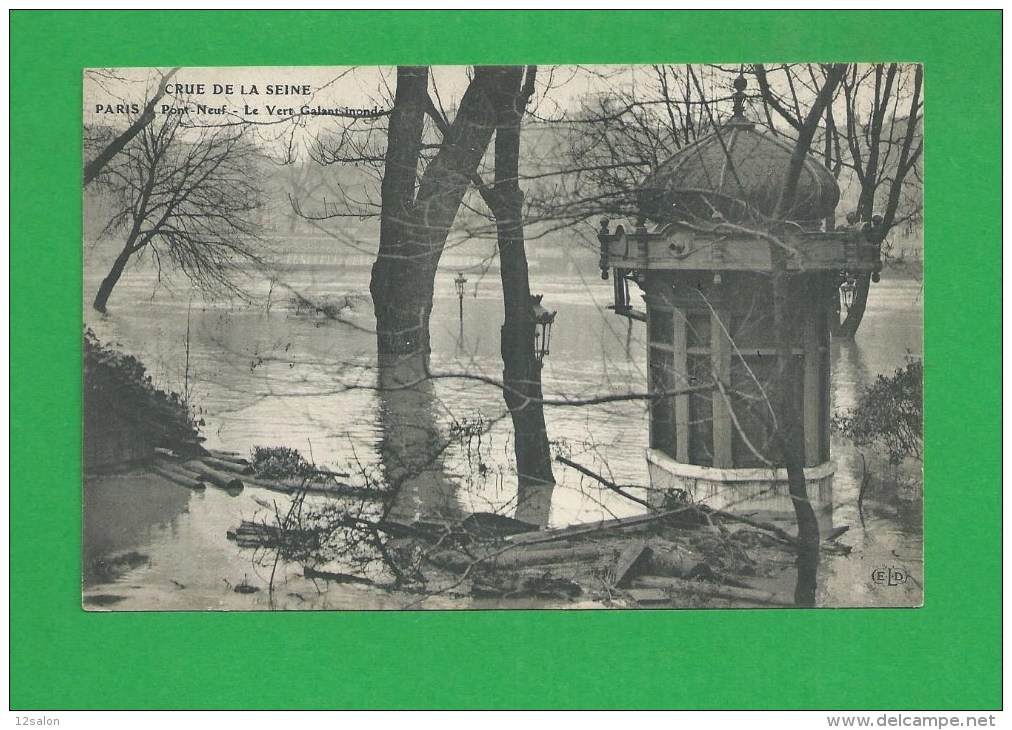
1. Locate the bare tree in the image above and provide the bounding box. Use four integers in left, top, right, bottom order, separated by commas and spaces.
765, 62, 848, 605
525, 64, 720, 233
836, 63, 923, 337
83, 67, 179, 187
756, 63, 924, 337
371, 66, 505, 358
484, 66, 557, 522
89, 111, 267, 312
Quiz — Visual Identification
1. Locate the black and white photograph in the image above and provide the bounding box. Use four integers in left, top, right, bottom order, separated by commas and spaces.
82, 63, 924, 611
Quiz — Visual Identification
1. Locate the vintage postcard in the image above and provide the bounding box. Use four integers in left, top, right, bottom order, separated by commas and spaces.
82, 64, 923, 610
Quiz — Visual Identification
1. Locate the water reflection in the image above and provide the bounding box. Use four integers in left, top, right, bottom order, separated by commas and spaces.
377, 351, 461, 526
83, 472, 191, 586
515, 482, 555, 527
819, 289, 924, 607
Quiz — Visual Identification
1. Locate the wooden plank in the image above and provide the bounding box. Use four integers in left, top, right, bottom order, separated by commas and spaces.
500, 545, 608, 568
625, 588, 671, 604
240, 477, 295, 494
513, 539, 578, 552
241, 475, 391, 501
504, 510, 670, 546
630, 575, 794, 607
428, 545, 607, 574
612, 540, 652, 588
460, 512, 539, 538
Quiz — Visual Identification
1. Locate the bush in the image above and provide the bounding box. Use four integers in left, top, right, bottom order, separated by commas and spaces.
83, 328, 200, 463
250, 445, 315, 479
832, 357, 923, 464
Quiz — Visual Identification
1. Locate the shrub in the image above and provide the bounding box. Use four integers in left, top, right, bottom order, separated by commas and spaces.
832, 357, 923, 464
83, 328, 201, 464
250, 445, 315, 479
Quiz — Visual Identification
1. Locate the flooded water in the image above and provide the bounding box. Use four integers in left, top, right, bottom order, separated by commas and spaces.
819, 281, 924, 608
82, 247, 923, 609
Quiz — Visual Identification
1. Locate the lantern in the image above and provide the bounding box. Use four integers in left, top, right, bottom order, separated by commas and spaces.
453, 272, 467, 320
841, 276, 856, 310
531, 295, 556, 364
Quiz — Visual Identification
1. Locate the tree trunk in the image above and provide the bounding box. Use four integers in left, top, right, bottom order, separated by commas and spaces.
837, 271, 872, 338
93, 244, 134, 312
370, 66, 501, 357
371, 66, 428, 355
770, 247, 821, 607
765, 65, 844, 606
378, 350, 460, 526
489, 66, 556, 526
836, 198, 876, 338
369, 66, 503, 524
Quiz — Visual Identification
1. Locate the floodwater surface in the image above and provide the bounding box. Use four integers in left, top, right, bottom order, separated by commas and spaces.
82, 251, 923, 609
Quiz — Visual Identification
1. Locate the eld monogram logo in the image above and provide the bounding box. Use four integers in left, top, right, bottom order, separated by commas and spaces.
871, 566, 908, 587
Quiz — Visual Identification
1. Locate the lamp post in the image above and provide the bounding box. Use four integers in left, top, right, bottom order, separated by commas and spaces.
531, 294, 556, 366
453, 272, 467, 322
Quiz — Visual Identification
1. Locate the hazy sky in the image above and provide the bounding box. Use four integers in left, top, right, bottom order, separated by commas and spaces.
84, 64, 904, 188
84, 64, 742, 126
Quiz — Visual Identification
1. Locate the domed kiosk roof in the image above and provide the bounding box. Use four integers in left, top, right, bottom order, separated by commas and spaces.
639, 77, 840, 227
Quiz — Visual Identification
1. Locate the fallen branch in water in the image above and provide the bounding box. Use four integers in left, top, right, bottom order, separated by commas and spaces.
692, 503, 797, 546
627, 575, 795, 608
555, 454, 656, 511
303, 565, 376, 586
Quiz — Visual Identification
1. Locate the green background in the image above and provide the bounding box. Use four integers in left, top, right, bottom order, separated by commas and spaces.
9, 11, 1001, 710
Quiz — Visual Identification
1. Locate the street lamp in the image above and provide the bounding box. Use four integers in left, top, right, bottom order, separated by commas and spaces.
531, 294, 556, 365
453, 272, 467, 321
840, 276, 856, 310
